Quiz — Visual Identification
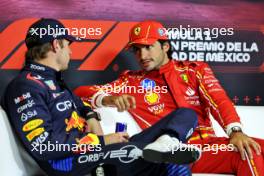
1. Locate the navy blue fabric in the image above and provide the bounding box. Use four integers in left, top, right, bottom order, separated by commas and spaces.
130, 108, 198, 143
1, 61, 103, 175
1, 61, 197, 176
167, 164, 191, 176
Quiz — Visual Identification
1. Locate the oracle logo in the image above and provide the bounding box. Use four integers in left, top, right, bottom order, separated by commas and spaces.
56, 100, 72, 112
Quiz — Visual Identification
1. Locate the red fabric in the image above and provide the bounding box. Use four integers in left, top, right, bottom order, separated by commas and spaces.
74, 60, 241, 136
190, 137, 264, 175
128, 20, 168, 46
74, 60, 264, 175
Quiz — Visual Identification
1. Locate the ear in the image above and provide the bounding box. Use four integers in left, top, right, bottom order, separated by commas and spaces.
51, 39, 60, 52
162, 41, 170, 53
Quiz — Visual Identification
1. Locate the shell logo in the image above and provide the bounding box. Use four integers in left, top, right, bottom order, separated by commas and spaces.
144, 92, 160, 105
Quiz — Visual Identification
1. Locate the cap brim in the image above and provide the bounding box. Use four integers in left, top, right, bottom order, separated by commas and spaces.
125, 38, 158, 50
130, 38, 157, 45
64, 35, 84, 42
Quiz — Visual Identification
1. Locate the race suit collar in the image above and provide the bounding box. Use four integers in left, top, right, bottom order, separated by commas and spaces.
23, 60, 62, 79
159, 60, 174, 74
142, 60, 174, 77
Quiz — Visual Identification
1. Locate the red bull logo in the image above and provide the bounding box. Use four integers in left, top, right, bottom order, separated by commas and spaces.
65, 111, 86, 132
76, 133, 99, 145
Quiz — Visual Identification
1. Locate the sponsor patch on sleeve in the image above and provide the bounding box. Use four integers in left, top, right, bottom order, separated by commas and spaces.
26, 127, 45, 142
22, 119, 43, 132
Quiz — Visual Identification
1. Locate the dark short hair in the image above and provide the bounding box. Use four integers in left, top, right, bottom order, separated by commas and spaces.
158, 40, 172, 59
130, 40, 172, 58
25, 39, 64, 61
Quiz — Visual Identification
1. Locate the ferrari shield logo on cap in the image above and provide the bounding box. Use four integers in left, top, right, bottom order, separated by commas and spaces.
134, 27, 141, 35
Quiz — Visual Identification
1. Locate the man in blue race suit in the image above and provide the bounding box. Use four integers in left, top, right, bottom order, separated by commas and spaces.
1, 18, 201, 176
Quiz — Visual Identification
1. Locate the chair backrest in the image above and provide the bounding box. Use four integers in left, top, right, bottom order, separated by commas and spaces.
0, 106, 47, 176
210, 106, 264, 138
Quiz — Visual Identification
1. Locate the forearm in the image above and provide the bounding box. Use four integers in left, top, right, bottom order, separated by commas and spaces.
86, 118, 104, 135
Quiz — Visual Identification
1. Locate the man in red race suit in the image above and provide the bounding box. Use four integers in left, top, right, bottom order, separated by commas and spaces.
75, 20, 264, 175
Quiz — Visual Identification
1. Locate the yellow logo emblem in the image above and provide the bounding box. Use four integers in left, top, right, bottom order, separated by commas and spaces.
65, 111, 86, 132
134, 27, 141, 35
144, 92, 160, 105
181, 74, 188, 83
26, 127, 45, 141
22, 119, 43, 132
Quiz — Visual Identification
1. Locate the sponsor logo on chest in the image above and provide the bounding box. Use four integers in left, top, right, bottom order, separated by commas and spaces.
31, 131, 49, 148
17, 100, 35, 113
56, 100, 73, 112
21, 110, 37, 122
14, 92, 31, 104
148, 103, 165, 115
